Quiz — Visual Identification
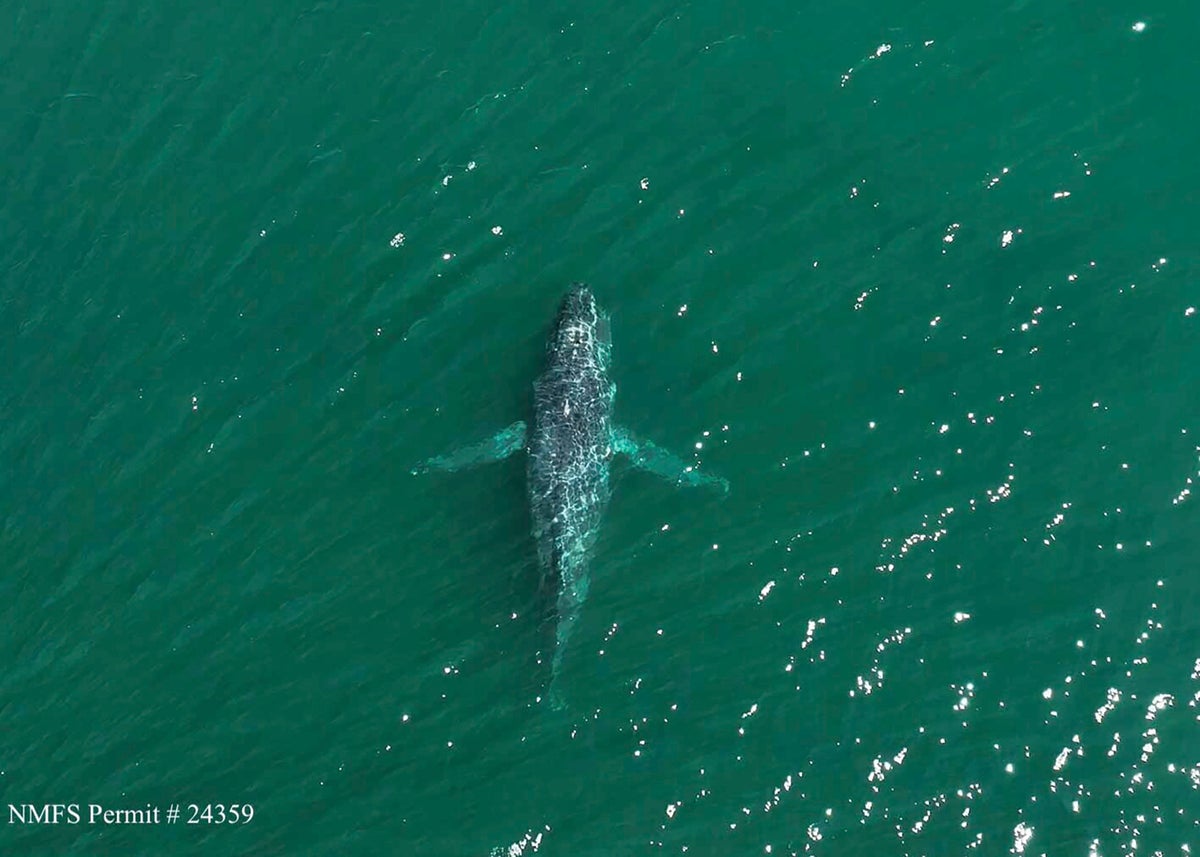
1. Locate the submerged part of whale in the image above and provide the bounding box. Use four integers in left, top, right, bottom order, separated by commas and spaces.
413, 285, 728, 708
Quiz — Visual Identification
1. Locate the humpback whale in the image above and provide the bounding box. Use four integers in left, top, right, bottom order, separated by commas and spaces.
414, 285, 728, 707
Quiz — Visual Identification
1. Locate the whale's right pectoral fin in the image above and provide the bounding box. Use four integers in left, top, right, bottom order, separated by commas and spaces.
411, 420, 527, 475
611, 426, 730, 495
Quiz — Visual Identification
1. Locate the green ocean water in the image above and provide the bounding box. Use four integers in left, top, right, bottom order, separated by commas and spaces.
3, 0, 1198, 854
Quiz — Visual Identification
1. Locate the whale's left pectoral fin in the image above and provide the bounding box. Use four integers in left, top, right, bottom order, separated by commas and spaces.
611, 426, 730, 495
411, 420, 527, 475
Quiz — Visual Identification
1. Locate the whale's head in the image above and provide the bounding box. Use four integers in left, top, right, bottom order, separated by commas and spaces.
548, 284, 610, 369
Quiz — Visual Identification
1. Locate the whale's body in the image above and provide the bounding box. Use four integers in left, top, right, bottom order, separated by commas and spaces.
414, 285, 727, 707
527, 287, 615, 688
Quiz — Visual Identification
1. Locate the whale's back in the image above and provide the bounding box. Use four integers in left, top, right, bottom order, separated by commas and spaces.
527, 285, 615, 695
